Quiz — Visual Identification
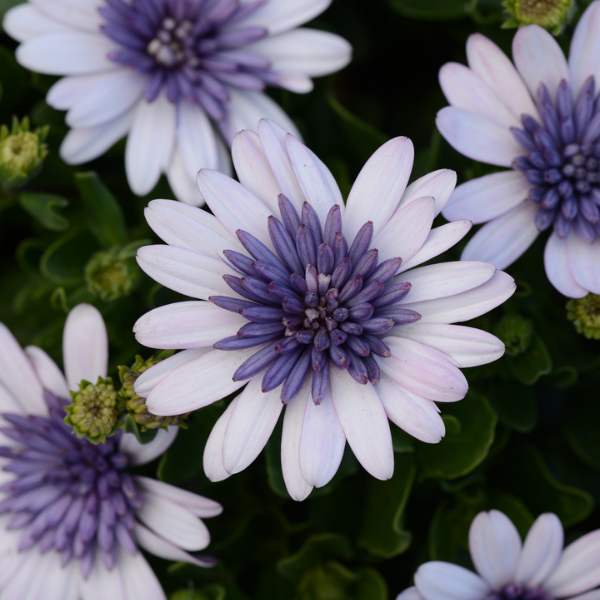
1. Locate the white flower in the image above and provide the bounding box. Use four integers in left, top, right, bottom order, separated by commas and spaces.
0, 303, 222, 600
3, 0, 351, 205
436, 0, 600, 297
397, 510, 600, 600
132, 119, 515, 501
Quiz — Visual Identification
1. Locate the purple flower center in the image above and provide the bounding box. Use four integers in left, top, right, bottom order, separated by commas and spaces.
487, 584, 553, 600
100, 0, 275, 119
212, 195, 421, 404
512, 76, 600, 242
0, 391, 141, 579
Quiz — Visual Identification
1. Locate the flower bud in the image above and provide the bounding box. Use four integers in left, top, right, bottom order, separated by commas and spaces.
566, 294, 600, 339
85, 246, 141, 302
502, 0, 575, 34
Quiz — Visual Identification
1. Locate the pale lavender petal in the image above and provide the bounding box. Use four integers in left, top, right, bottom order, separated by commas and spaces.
415, 562, 490, 600
203, 397, 238, 482
569, 0, 600, 96
119, 427, 178, 466
3, 5, 70, 43
398, 169, 457, 217
567, 231, 600, 295
544, 232, 587, 298
24, 345, 69, 399
30, 0, 103, 31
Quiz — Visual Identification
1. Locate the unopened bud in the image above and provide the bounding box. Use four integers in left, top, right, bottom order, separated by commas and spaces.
566, 294, 600, 340
85, 246, 141, 302
502, 0, 575, 34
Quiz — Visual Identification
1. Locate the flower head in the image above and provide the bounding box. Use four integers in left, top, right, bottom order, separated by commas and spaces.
3, 0, 351, 205
0, 304, 221, 599
133, 119, 515, 500
437, 1, 600, 297
502, 0, 574, 34
397, 510, 600, 600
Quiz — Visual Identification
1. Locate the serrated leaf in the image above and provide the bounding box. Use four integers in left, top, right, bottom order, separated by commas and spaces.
18, 192, 69, 231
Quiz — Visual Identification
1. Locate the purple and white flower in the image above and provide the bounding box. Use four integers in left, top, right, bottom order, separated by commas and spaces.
3, 0, 351, 205
132, 119, 515, 500
0, 303, 221, 600
397, 510, 600, 600
436, 0, 600, 297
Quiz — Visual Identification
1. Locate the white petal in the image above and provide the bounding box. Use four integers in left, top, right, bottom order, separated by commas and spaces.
378, 337, 468, 402
134, 301, 246, 349
469, 510, 522, 590
396, 587, 425, 600
569, 0, 600, 97
222, 375, 284, 474
136, 245, 235, 300
24, 345, 69, 399
203, 397, 238, 482
344, 137, 414, 242
567, 232, 600, 295
47, 73, 107, 111
299, 387, 346, 488
30, 0, 103, 31
415, 562, 490, 600
126, 94, 176, 196
408, 270, 516, 324
394, 324, 505, 368
544, 232, 587, 298
0, 382, 25, 415
461, 202, 539, 270
569, 592, 600, 600
398, 169, 457, 217
436, 107, 522, 168
3, 5, 70, 43
167, 147, 206, 206
0, 550, 40, 600
119, 427, 178, 466
118, 548, 167, 600
514, 513, 563, 587
329, 369, 394, 480
62, 303, 107, 390
28, 552, 79, 600
512, 25, 569, 98
79, 550, 126, 600
443, 171, 529, 225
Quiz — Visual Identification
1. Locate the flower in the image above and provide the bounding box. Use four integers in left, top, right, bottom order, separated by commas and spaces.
436, 1, 600, 298
397, 510, 600, 600
502, 0, 574, 34
3, 1, 351, 206
132, 119, 515, 500
0, 303, 222, 599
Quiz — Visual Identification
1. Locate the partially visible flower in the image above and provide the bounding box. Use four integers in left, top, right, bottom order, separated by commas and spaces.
436, 1, 600, 298
132, 119, 515, 501
397, 510, 600, 600
3, 0, 351, 205
502, 0, 574, 34
0, 304, 221, 599
566, 293, 600, 338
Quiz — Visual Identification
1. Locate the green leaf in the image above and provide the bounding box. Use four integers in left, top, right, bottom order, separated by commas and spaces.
123, 414, 158, 445
391, 424, 414, 453
75, 171, 127, 248
416, 392, 497, 479
565, 383, 600, 468
18, 192, 69, 231
388, 0, 474, 20
170, 585, 226, 600
508, 334, 552, 385
485, 380, 537, 433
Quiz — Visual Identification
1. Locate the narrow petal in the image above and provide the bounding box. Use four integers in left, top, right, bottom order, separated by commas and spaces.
119, 427, 178, 466
203, 397, 238, 482
3, 5, 70, 43
167, 147, 206, 206
415, 562, 490, 600
398, 169, 457, 217
567, 232, 600, 295
569, 0, 600, 96
544, 233, 587, 298
24, 345, 69, 399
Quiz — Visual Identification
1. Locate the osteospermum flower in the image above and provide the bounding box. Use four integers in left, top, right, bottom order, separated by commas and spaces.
3, 1, 351, 205
132, 119, 515, 500
397, 510, 600, 600
436, 0, 600, 297
0, 304, 221, 599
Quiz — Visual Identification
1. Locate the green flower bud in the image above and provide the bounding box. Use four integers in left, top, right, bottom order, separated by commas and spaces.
502, 0, 575, 34
566, 293, 600, 340
65, 377, 119, 444
494, 314, 533, 357
85, 246, 141, 302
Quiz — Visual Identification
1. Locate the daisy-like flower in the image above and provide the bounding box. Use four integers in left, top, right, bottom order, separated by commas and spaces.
3, 1, 351, 205
436, 0, 600, 297
132, 119, 515, 500
0, 303, 221, 600
397, 510, 600, 600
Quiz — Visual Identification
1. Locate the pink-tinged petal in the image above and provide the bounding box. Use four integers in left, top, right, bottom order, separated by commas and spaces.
203, 397, 238, 482
329, 368, 394, 480
145, 347, 256, 415
514, 513, 563, 587
222, 375, 284, 474
461, 202, 539, 270
394, 324, 505, 368
119, 549, 166, 600
62, 303, 107, 390
469, 510, 522, 590
24, 346, 69, 399
436, 107, 522, 168
126, 93, 176, 196
167, 147, 206, 206
398, 169, 457, 217
443, 171, 529, 225
544, 530, 600, 597
415, 562, 491, 600
512, 25, 569, 98
567, 232, 600, 295
376, 374, 444, 443
286, 134, 345, 224
136, 245, 235, 300
408, 271, 516, 324
396, 587, 425, 600
144, 199, 241, 255
299, 388, 346, 488
47, 72, 106, 111
135, 476, 222, 518
134, 301, 246, 349
544, 232, 587, 298
466, 33, 539, 120
119, 427, 178, 466
344, 137, 414, 241
400, 221, 473, 273
17, 32, 116, 75
399, 261, 496, 304
30, 0, 103, 31
374, 197, 435, 266
440, 63, 520, 128
3, 5, 70, 43
569, 0, 600, 96
378, 337, 468, 403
